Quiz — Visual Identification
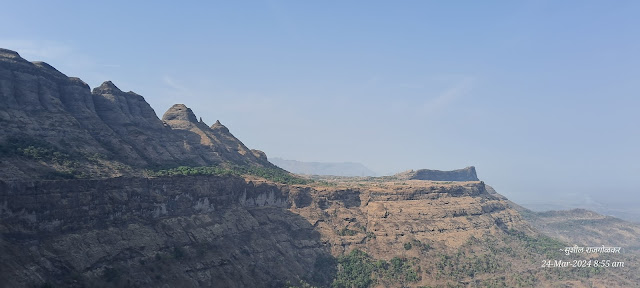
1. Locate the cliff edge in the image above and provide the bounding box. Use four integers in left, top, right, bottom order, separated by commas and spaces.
394, 166, 479, 181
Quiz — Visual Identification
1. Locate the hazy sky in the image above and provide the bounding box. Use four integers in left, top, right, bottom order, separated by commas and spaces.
1, 1, 639, 208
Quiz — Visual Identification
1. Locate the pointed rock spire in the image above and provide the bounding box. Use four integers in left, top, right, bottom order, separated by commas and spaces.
211, 120, 230, 133
92, 80, 123, 94
101, 81, 119, 90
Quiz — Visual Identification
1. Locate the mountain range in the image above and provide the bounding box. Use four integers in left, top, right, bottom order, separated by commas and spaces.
1, 48, 638, 288
0, 47, 272, 180
269, 157, 378, 177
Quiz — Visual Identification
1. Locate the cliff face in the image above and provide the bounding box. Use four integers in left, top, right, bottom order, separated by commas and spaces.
0, 49, 273, 180
291, 180, 530, 257
0, 175, 537, 287
4, 175, 639, 287
0, 49, 116, 157
395, 166, 479, 181
0, 176, 332, 287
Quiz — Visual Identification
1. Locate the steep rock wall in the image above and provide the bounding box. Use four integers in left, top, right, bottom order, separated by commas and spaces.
0, 175, 331, 287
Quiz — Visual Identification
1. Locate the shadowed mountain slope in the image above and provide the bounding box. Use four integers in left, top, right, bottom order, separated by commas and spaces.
0, 49, 273, 180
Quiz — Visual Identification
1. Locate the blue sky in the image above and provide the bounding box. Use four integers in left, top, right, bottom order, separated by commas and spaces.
1, 1, 639, 211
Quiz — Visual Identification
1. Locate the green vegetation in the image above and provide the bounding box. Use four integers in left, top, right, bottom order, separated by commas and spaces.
333, 249, 375, 288
405, 239, 431, 252
0, 136, 90, 179
436, 252, 501, 279
427, 231, 612, 287
332, 249, 420, 288
506, 228, 566, 258
148, 165, 233, 177
0, 136, 71, 162
148, 165, 311, 185
1, 136, 311, 183
379, 257, 420, 282
431, 235, 519, 284
19, 145, 68, 162
337, 227, 359, 236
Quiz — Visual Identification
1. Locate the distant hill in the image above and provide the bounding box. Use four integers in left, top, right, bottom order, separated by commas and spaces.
519, 202, 640, 223
486, 185, 640, 252
521, 208, 640, 251
270, 157, 377, 176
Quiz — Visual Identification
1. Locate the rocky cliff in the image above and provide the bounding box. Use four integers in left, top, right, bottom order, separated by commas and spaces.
161, 105, 268, 166
0, 176, 332, 287
0, 175, 529, 287
5, 175, 636, 287
394, 166, 479, 181
0, 49, 273, 180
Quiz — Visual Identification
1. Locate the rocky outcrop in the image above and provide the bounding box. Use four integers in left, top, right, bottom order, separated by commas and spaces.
91, 85, 207, 167
0, 49, 273, 180
162, 104, 199, 123
211, 119, 229, 133
92, 81, 165, 132
395, 166, 479, 181
162, 106, 271, 167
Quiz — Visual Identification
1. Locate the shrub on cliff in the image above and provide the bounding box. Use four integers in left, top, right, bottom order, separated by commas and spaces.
148, 165, 311, 185
333, 249, 375, 288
